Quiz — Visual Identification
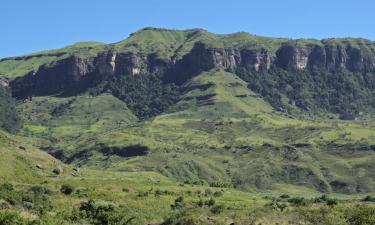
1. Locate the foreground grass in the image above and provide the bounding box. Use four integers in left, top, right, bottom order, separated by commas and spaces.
1, 168, 375, 225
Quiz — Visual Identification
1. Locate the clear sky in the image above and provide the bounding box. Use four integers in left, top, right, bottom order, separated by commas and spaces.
1, 0, 374, 58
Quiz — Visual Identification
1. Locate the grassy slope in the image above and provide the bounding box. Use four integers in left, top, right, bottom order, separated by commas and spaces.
0, 42, 106, 79
2, 71, 375, 224
17, 93, 137, 156
0, 131, 65, 184
14, 69, 375, 194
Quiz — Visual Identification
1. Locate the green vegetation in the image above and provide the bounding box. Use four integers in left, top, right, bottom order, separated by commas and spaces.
1, 27, 375, 224
236, 66, 375, 115
0, 86, 20, 132
0, 42, 106, 79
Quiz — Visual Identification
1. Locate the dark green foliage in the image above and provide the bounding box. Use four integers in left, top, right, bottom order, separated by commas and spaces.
209, 181, 233, 188
280, 194, 290, 199
0, 183, 14, 192
314, 194, 338, 206
288, 197, 309, 206
213, 191, 223, 197
136, 191, 149, 197
210, 205, 224, 214
0, 86, 21, 132
90, 73, 180, 119
78, 199, 133, 225
196, 199, 204, 207
205, 198, 215, 207
235, 66, 375, 114
362, 195, 375, 202
60, 184, 75, 195
171, 196, 185, 209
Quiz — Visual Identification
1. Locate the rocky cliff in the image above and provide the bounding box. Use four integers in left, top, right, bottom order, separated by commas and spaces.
2, 28, 375, 115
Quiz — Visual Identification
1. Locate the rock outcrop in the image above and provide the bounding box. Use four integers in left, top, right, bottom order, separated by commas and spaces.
276, 43, 375, 72
8, 36, 375, 99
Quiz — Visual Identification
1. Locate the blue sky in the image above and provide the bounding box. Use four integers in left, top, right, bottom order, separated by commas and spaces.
1, 0, 373, 58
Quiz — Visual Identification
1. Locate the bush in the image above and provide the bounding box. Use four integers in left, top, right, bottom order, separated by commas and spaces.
362, 195, 375, 202
209, 181, 233, 188
196, 199, 204, 207
326, 198, 338, 207
213, 191, 223, 197
122, 188, 130, 193
60, 184, 75, 195
171, 196, 184, 209
136, 191, 149, 197
288, 197, 308, 206
78, 199, 133, 225
280, 194, 290, 199
204, 189, 212, 196
314, 194, 338, 206
210, 205, 224, 214
0, 183, 14, 192
205, 198, 215, 207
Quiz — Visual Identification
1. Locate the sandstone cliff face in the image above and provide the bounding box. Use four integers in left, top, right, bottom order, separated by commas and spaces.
0, 77, 9, 88
276, 43, 375, 72
10, 50, 172, 98
9, 39, 375, 98
172, 42, 272, 81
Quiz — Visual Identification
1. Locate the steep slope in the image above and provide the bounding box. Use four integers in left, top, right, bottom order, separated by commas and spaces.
17, 93, 138, 160
0, 79, 20, 132
0, 131, 65, 183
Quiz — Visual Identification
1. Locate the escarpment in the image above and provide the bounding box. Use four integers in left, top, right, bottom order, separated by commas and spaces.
2, 28, 375, 116
276, 42, 375, 71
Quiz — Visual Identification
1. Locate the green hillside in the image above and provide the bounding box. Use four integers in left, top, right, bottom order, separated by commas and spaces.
1, 28, 375, 224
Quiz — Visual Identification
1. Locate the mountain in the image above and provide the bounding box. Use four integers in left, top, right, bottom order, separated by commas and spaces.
3, 28, 375, 116
1, 28, 375, 195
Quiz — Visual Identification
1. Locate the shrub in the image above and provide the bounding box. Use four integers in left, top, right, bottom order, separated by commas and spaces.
136, 191, 149, 197
205, 198, 215, 207
78, 199, 132, 225
122, 188, 130, 193
213, 191, 223, 197
0, 183, 14, 192
326, 198, 338, 207
210, 205, 224, 214
288, 197, 308, 206
60, 184, 75, 195
280, 194, 290, 199
209, 181, 233, 188
204, 189, 212, 196
171, 196, 184, 209
196, 199, 204, 207
362, 195, 375, 202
